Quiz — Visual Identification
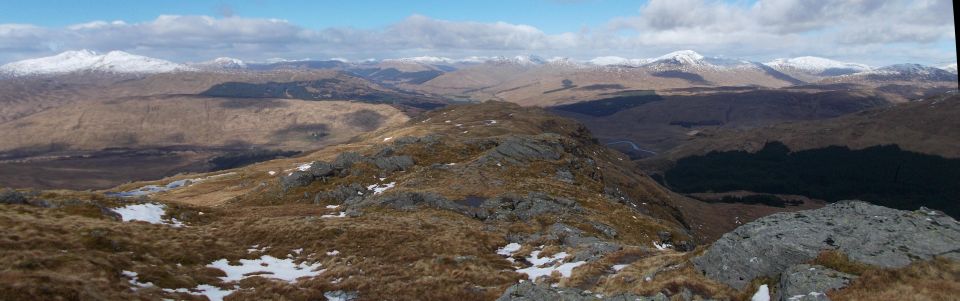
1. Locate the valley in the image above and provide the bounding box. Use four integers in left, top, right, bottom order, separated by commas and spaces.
0, 45, 958, 301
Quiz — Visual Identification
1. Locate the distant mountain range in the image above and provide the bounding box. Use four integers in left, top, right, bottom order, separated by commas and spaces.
2, 49, 956, 78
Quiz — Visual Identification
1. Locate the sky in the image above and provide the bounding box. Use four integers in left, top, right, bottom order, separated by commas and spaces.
0, 0, 956, 66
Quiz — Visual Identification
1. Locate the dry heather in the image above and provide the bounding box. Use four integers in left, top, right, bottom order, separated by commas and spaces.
0, 97, 409, 152
830, 258, 960, 301
3, 101, 955, 301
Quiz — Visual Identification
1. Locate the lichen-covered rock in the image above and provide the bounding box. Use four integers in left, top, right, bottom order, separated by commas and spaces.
316, 183, 366, 204
348, 191, 462, 213
478, 193, 580, 221
692, 201, 960, 289
372, 155, 415, 172
280, 161, 335, 190
332, 152, 363, 170
0, 188, 27, 205
776, 264, 855, 301
482, 136, 563, 165
496, 281, 668, 301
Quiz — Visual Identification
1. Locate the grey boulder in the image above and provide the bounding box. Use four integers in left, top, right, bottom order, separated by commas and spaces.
692, 201, 960, 290
496, 281, 667, 301
776, 264, 855, 301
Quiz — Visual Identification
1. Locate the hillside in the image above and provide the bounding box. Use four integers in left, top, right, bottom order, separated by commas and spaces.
658, 92, 960, 160
1, 102, 957, 301
552, 86, 892, 157
0, 70, 429, 190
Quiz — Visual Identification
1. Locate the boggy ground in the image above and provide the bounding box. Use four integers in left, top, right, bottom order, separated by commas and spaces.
1, 102, 956, 301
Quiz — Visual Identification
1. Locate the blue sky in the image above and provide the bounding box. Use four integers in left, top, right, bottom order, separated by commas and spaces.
1, 0, 644, 33
0, 0, 955, 66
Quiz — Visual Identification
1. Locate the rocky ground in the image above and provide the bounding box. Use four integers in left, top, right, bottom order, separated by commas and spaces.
1, 102, 957, 300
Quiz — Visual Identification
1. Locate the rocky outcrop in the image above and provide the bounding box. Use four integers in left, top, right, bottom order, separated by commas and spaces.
0, 189, 27, 205
776, 264, 855, 301
692, 201, 960, 289
281, 161, 336, 190
282, 152, 416, 190
481, 135, 563, 165
476, 193, 582, 221
496, 281, 667, 301
371, 155, 414, 173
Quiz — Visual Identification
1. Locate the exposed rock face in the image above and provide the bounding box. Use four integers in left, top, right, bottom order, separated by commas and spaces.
482, 135, 563, 165
477, 193, 581, 221
496, 281, 668, 301
0, 189, 27, 205
280, 161, 336, 190
692, 201, 960, 289
371, 155, 415, 173
776, 264, 855, 301
349, 191, 452, 211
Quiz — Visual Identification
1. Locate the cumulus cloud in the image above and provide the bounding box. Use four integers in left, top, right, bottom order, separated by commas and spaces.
0, 0, 954, 65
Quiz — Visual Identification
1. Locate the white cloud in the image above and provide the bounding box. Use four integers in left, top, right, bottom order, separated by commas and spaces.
0, 1, 954, 65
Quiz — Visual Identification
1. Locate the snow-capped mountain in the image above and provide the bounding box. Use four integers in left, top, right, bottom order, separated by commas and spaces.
649, 50, 707, 66
0, 50, 195, 76
191, 57, 247, 70
588, 56, 649, 66
485, 54, 548, 66
765, 56, 870, 76
940, 63, 958, 74
829, 63, 959, 83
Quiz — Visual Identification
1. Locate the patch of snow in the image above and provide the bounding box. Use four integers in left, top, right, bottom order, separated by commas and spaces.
653, 241, 672, 251
247, 245, 269, 253
326, 250, 340, 256
366, 182, 396, 195
112, 203, 184, 227
612, 264, 629, 271
325, 205, 340, 209
207, 255, 324, 283
383, 137, 393, 142
515, 249, 586, 281
122, 270, 155, 289
297, 163, 313, 171
163, 285, 236, 301
321, 212, 347, 218
751, 284, 770, 301
268, 171, 277, 176
496, 243, 522, 256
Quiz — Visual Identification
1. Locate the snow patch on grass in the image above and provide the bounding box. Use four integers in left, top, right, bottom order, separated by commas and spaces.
321, 212, 347, 218
112, 203, 184, 227
514, 248, 586, 281
366, 182, 395, 195
496, 243, 521, 256
653, 241, 672, 251
207, 255, 324, 283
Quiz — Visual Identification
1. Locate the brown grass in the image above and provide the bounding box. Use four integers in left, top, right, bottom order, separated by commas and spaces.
0, 102, 755, 300
810, 250, 873, 276
830, 258, 960, 301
